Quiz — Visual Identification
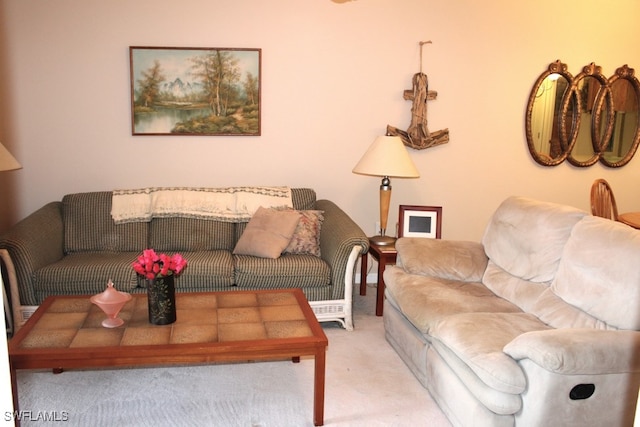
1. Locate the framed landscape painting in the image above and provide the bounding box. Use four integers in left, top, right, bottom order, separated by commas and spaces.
130, 46, 261, 136
398, 205, 442, 239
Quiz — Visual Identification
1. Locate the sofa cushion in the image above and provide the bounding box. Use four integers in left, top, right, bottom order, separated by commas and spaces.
150, 217, 235, 251
290, 188, 317, 210
482, 196, 586, 282
396, 238, 488, 282
63, 192, 148, 253
284, 210, 324, 257
425, 345, 522, 422
551, 215, 640, 330
233, 207, 301, 258
234, 253, 330, 290
33, 252, 140, 301
430, 312, 550, 395
383, 266, 521, 334
169, 250, 235, 290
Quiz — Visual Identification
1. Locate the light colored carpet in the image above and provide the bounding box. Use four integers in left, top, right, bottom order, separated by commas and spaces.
15, 287, 451, 426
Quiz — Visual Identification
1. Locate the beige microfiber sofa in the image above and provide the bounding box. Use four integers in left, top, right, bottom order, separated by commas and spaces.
0, 187, 368, 332
383, 196, 640, 427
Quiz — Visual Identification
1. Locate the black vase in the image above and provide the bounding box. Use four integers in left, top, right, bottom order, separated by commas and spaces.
146, 275, 177, 325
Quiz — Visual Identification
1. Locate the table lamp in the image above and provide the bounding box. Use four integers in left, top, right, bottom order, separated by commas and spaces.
0, 142, 20, 330
353, 135, 419, 245
0, 141, 20, 411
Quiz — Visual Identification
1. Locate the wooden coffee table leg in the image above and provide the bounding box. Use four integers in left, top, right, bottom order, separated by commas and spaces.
314, 349, 326, 426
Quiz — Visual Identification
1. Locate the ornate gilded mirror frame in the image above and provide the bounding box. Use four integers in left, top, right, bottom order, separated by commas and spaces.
525, 61, 640, 168
566, 63, 610, 167
525, 60, 576, 166
599, 65, 640, 167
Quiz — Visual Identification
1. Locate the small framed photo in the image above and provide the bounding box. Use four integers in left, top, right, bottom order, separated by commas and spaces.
398, 205, 442, 239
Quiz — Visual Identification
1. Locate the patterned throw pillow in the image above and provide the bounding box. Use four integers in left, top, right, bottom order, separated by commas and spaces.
284, 210, 324, 257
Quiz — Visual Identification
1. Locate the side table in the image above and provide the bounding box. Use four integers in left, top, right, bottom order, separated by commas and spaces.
360, 239, 397, 316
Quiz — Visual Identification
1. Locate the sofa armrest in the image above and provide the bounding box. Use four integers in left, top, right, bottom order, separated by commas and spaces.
504, 328, 640, 375
395, 237, 488, 282
0, 202, 64, 306
315, 199, 368, 300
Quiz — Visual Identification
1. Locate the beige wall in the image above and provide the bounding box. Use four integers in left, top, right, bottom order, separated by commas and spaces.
1, 0, 639, 241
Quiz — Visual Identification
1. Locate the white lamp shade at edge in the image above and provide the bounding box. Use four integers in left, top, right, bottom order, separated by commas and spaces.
352, 136, 419, 178
0, 142, 21, 172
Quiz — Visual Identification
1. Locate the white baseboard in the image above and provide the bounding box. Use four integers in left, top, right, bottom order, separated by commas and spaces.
354, 273, 378, 286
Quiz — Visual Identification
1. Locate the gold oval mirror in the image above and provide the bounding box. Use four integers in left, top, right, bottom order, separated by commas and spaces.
600, 65, 640, 167
526, 61, 640, 167
567, 64, 608, 167
526, 60, 575, 166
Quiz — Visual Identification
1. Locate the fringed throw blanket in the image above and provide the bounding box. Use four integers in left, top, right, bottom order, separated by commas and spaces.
111, 187, 293, 224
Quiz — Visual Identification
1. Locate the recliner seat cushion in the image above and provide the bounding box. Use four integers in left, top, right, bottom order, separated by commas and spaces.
430, 312, 550, 395
384, 266, 521, 334
430, 340, 524, 415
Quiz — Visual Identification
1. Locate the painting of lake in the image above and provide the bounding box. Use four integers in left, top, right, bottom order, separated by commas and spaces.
130, 47, 261, 136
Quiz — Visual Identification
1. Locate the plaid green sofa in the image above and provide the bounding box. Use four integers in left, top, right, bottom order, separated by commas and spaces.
0, 188, 368, 331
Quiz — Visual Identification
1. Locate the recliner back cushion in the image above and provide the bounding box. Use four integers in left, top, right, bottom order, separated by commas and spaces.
482, 196, 586, 282
552, 215, 640, 330
63, 192, 148, 253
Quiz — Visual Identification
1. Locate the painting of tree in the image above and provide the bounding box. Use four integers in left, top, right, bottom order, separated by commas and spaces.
130, 47, 261, 136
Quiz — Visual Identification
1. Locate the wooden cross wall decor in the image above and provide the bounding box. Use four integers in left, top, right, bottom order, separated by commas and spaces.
387, 41, 449, 150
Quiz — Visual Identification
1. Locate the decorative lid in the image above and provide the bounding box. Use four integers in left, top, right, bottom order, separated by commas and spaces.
91, 279, 131, 305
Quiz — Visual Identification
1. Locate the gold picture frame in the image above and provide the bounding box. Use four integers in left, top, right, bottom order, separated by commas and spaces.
130, 46, 261, 136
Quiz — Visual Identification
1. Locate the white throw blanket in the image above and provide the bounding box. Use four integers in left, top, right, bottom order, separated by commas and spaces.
111, 186, 293, 224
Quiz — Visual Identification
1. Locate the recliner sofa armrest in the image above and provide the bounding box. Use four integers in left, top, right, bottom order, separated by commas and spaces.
0, 201, 64, 306
315, 199, 368, 300
395, 237, 488, 282
504, 328, 640, 375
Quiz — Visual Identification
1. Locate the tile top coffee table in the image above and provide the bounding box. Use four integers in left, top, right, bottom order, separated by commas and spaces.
9, 288, 328, 426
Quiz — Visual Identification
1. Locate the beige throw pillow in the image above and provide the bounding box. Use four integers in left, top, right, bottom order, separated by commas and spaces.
233, 207, 301, 258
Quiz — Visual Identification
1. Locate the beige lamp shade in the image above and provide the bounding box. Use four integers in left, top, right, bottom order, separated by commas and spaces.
352, 136, 419, 178
0, 142, 21, 172
353, 136, 419, 245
